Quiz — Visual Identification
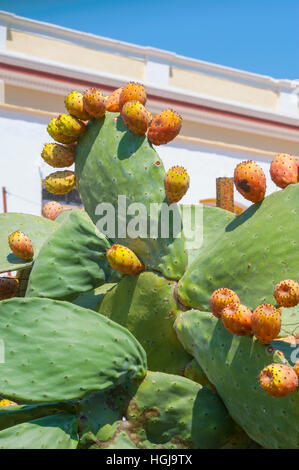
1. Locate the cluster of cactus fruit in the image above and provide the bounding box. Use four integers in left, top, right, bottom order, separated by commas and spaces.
0, 80, 298, 449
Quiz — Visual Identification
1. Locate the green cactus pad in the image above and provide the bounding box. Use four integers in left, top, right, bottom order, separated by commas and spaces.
97, 271, 191, 375
178, 184, 299, 310
279, 306, 299, 338
0, 213, 58, 274
0, 297, 147, 402
179, 204, 235, 265
0, 413, 78, 449
75, 113, 187, 280
0, 401, 77, 432
174, 310, 299, 449
183, 358, 215, 391
72, 283, 116, 311
26, 211, 111, 301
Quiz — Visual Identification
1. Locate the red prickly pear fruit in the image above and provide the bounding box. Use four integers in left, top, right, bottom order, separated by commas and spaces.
293, 361, 299, 378
105, 87, 123, 112
233, 160, 266, 203
209, 288, 240, 319
270, 153, 298, 189
42, 201, 64, 220
164, 166, 190, 203
64, 91, 90, 121
45, 170, 76, 195
251, 304, 281, 344
41, 143, 75, 168
0, 277, 19, 300
221, 303, 253, 336
8, 231, 34, 261
83, 88, 106, 119
56, 114, 85, 138
259, 363, 298, 397
121, 100, 151, 135
107, 244, 144, 275
119, 82, 147, 110
47, 118, 77, 144
148, 109, 182, 146
0, 399, 18, 407
273, 279, 299, 307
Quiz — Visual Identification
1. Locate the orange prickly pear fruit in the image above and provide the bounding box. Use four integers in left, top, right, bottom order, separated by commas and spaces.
107, 244, 144, 275
294, 361, 299, 378
273, 279, 299, 307
106, 87, 123, 112
221, 303, 253, 336
0, 277, 19, 300
270, 153, 298, 189
8, 231, 34, 261
164, 166, 190, 203
259, 363, 298, 397
45, 170, 76, 195
47, 118, 78, 144
121, 100, 151, 135
64, 91, 90, 120
83, 88, 106, 118
209, 288, 240, 319
119, 82, 147, 110
0, 399, 18, 407
148, 109, 182, 146
233, 160, 266, 203
41, 143, 75, 168
251, 304, 281, 344
42, 201, 64, 220
56, 114, 85, 138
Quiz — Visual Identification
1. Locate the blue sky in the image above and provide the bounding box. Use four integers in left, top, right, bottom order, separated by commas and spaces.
1, 0, 298, 79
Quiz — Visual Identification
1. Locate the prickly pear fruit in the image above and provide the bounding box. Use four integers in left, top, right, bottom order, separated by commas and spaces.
119, 81, 146, 110
0, 277, 19, 300
270, 153, 298, 189
121, 100, 151, 135
42, 201, 64, 220
105, 87, 123, 112
209, 288, 240, 319
251, 304, 281, 344
164, 165, 190, 203
233, 160, 266, 203
56, 114, 85, 138
45, 170, 76, 195
259, 363, 298, 397
147, 109, 182, 145
8, 231, 34, 261
47, 118, 77, 144
274, 279, 299, 307
0, 399, 17, 407
107, 244, 144, 275
41, 143, 75, 168
294, 361, 299, 378
83, 88, 106, 119
221, 303, 253, 336
64, 90, 90, 120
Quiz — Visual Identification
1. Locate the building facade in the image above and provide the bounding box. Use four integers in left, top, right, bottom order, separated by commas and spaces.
1, 10, 299, 215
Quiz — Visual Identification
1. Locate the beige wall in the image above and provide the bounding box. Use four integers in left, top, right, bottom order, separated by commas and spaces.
5, 85, 65, 113
170, 67, 278, 110
6, 29, 145, 80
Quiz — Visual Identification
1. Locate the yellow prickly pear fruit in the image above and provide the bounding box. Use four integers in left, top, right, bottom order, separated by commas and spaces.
105, 87, 123, 112
45, 170, 76, 195
107, 244, 144, 275
8, 231, 34, 261
121, 100, 151, 135
251, 304, 281, 344
41, 143, 75, 168
64, 90, 90, 120
119, 81, 147, 110
148, 109, 182, 145
164, 166, 190, 203
83, 88, 106, 118
0, 277, 19, 300
47, 118, 78, 144
56, 114, 86, 138
259, 363, 298, 397
0, 399, 18, 407
274, 279, 299, 307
